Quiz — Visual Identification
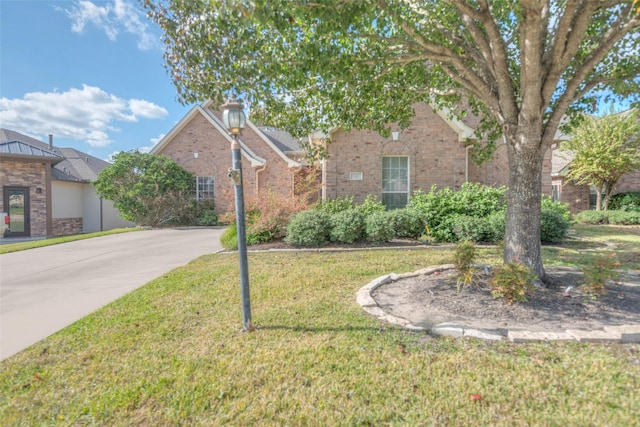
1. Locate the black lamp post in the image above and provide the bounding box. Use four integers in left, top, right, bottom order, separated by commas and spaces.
221, 96, 253, 331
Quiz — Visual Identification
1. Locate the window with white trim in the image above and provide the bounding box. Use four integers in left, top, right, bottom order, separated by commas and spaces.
195, 176, 215, 201
382, 156, 409, 209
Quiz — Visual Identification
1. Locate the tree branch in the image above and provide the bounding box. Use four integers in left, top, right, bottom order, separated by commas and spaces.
546, 4, 640, 140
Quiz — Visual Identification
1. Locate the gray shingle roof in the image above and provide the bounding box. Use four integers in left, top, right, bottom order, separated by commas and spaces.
258, 127, 305, 153
53, 148, 109, 182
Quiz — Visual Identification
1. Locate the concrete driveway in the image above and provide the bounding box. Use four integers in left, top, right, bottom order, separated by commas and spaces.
0, 228, 224, 360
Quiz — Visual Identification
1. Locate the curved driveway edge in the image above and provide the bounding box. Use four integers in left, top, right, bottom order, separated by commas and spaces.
1, 228, 224, 360
357, 265, 640, 344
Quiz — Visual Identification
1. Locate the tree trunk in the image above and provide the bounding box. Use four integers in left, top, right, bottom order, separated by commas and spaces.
504, 130, 546, 281
595, 185, 604, 211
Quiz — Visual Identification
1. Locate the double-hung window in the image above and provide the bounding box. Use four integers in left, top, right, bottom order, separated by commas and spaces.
195, 176, 215, 201
382, 156, 409, 209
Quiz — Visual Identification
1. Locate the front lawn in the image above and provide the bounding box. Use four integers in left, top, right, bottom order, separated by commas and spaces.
1, 227, 638, 425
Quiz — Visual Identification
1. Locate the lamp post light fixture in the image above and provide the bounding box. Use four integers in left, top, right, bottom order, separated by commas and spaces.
221, 95, 253, 331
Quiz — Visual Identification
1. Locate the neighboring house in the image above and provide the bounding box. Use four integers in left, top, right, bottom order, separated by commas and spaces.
0, 129, 133, 238
150, 100, 307, 214
314, 102, 553, 208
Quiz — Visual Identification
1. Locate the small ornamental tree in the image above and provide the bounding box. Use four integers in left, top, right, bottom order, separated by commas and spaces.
93, 151, 194, 226
562, 111, 640, 210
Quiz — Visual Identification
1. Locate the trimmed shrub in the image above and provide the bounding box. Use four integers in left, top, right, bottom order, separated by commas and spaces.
452, 215, 492, 243
330, 209, 366, 243
541, 196, 571, 222
409, 183, 507, 243
285, 210, 332, 246
220, 224, 238, 250
194, 200, 218, 226
574, 210, 609, 224
315, 196, 354, 214
365, 211, 395, 242
609, 192, 640, 212
540, 206, 570, 243
486, 211, 506, 242
387, 208, 424, 238
607, 210, 640, 225
355, 195, 386, 217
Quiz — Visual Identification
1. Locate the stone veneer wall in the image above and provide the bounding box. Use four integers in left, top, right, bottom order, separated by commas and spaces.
0, 159, 49, 237
52, 218, 83, 236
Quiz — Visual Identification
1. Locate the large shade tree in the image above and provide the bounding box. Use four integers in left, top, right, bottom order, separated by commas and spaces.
145, 0, 640, 279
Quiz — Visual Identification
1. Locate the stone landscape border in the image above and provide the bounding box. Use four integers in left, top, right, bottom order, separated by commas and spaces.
356, 265, 640, 343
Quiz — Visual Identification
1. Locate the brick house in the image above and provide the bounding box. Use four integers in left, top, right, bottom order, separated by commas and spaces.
552, 147, 640, 214
150, 101, 307, 214
0, 129, 133, 238
315, 102, 553, 208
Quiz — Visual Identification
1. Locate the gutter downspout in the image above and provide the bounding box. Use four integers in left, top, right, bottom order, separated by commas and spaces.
255, 164, 267, 194
465, 145, 473, 183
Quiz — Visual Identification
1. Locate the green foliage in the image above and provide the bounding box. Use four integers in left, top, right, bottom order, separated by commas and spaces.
453, 241, 477, 292
329, 209, 366, 243
285, 210, 332, 246
386, 208, 424, 238
581, 253, 621, 299
365, 211, 395, 242
574, 210, 640, 225
191, 199, 218, 226
314, 196, 355, 214
354, 195, 386, 217
574, 210, 610, 224
452, 215, 496, 243
220, 224, 238, 250
540, 207, 570, 244
93, 151, 195, 226
408, 183, 507, 242
563, 111, 640, 210
609, 192, 640, 212
490, 262, 536, 305
607, 210, 640, 225
541, 196, 572, 222
146, 0, 640, 280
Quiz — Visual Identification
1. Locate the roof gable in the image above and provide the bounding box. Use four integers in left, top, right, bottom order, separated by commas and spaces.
150, 104, 267, 167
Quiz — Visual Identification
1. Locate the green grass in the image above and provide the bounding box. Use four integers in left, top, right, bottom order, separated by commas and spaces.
0, 227, 638, 425
0, 227, 142, 254
544, 224, 640, 270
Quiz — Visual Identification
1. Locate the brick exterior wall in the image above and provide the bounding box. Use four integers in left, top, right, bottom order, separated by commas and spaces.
553, 177, 590, 214
324, 103, 553, 203
155, 110, 296, 214
0, 159, 49, 237
615, 169, 640, 194
555, 169, 640, 214
52, 217, 83, 236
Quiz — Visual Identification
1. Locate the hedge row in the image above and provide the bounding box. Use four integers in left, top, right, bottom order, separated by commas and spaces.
283, 185, 571, 247
574, 210, 640, 225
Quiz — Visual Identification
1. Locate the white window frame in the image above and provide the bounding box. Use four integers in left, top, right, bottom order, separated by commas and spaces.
195, 176, 215, 201
381, 156, 409, 209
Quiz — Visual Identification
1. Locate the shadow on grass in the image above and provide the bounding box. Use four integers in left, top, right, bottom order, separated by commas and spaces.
257, 324, 392, 333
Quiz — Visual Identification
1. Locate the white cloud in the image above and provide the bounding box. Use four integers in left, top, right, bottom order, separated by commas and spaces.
64, 0, 161, 51
0, 85, 168, 147
129, 99, 168, 119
